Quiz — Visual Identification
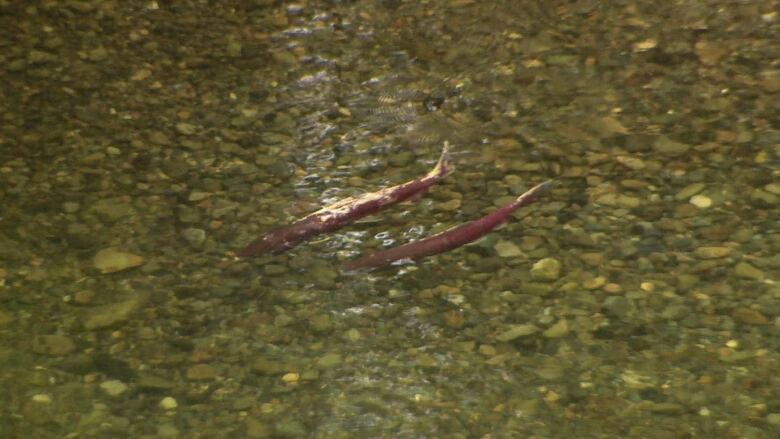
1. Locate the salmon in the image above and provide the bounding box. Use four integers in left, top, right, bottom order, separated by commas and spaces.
343, 180, 553, 270
237, 143, 453, 257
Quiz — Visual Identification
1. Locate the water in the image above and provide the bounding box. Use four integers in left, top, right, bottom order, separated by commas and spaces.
1, 1, 778, 437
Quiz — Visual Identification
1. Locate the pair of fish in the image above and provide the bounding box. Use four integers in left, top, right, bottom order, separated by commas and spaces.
237, 143, 552, 270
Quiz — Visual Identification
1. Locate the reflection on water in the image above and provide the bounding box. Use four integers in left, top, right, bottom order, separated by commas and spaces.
1, 0, 779, 437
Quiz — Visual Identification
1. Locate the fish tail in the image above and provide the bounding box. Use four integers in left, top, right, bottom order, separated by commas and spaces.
429, 141, 453, 178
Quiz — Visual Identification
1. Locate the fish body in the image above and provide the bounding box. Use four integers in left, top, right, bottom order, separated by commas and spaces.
343, 180, 553, 270
237, 143, 452, 257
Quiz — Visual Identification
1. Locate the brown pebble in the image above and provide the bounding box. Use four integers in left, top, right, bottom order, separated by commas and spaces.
732, 307, 769, 325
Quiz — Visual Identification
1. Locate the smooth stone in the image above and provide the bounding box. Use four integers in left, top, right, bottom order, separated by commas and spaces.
91, 198, 136, 222
82, 297, 144, 330
690, 194, 712, 208
734, 262, 764, 280
542, 319, 569, 338
675, 183, 706, 200
583, 276, 606, 290
751, 188, 779, 205
31, 335, 76, 356
315, 353, 342, 369
93, 248, 144, 273
603, 296, 633, 318
157, 423, 180, 438
159, 397, 178, 410
100, 380, 128, 397
186, 364, 217, 380
693, 246, 731, 259
437, 198, 461, 211
654, 136, 691, 156
175, 122, 197, 135
530, 258, 561, 281
495, 324, 539, 341
0, 310, 14, 328
732, 307, 769, 325
494, 241, 523, 258
182, 228, 206, 246
765, 183, 780, 195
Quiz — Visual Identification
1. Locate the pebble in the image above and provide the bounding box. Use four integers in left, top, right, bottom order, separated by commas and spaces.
732, 307, 769, 325
32, 394, 52, 404
175, 122, 197, 135
82, 297, 144, 330
603, 296, 633, 319
478, 344, 496, 356
689, 194, 712, 208
157, 423, 180, 438
542, 319, 569, 338
315, 353, 342, 369
342, 328, 361, 342
693, 246, 731, 259
100, 379, 129, 397
0, 311, 14, 328
93, 248, 144, 273
583, 276, 606, 290
578, 252, 604, 266
653, 136, 691, 156
437, 198, 461, 211
734, 262, 764, 280
31, 334, 76, 356
281, 372, 299, 383
675, 183, 706, 200
159, 397, 178, 410
530, 258, 561, 281
750, 188, 779, 205
765, 183, 780, 195
495, 324, 539, 341
182, 228, 206, 247
494, 241, 522, 258
186, 364, 217, 381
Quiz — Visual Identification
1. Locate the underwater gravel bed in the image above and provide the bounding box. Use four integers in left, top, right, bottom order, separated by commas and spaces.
1, 0, 779, 438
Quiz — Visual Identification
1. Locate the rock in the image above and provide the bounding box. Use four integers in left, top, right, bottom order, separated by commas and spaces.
437, 198, 461, 211
182, 228, 206, 247
690, 194, 712, 208
732, 307, 768, 325
251, 357, 285, 375
494, 241, 522, 258
175, 122, 197, 135
31, 335, 76, 356
159, 397, 178, 410
157, 423, 180, 438
82, 297, 144, 330
495, 324, 539, 342
90, 198, 136, 223
734, 262, 764, 280
583, 276, 606, 290
0, 310, 15, 328
693, 246, 731, 259
137, 374, 176, 390
542, 319, 569, 338
93, 248, 144, 273
675, 183, 706, 200
246, 418, 272, 438
653, 136, 691, 156
186, 364, 217, 381
603, 296, 633, 319
100, 379, 129, 397
315, 353, 342, 369
530, 258, 561, 281
750, 188, 779, 206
